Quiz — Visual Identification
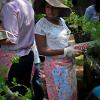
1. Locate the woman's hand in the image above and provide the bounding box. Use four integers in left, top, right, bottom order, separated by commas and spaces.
64, 46, 83, 57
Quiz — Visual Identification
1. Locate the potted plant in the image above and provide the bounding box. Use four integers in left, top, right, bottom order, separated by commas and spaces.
65, 12, 91, 43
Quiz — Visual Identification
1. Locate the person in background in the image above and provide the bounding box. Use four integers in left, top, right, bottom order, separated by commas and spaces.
84, 0, 100, 21
34, 0, 83, 100
28, 1, 45, 99
0, 0, 35, 96
32, 40, 45, 100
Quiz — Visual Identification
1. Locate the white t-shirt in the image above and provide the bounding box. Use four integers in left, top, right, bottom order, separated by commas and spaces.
34, 17, 71, 50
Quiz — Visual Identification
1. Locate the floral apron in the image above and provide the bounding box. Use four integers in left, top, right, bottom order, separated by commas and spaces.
43, 55, 77, 100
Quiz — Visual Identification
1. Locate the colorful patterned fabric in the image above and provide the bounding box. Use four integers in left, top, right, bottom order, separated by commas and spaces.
43, 55, 77, 100
0, 49, 16, 78
0, 49, 16, 68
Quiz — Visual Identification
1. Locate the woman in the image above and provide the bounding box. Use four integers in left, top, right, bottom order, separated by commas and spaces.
34, 0, 82, 100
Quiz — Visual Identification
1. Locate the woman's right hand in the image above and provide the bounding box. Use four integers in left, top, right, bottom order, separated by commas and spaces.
64, 46, 83, 57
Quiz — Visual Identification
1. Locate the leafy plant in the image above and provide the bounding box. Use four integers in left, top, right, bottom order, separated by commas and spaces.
0, 65, 8, 79
0, 76, 33, 100
35, 14, 45, 22
75, 54, 84, 65
11, 55, 20, 64
64, 0, 72, 7
65, 12, 100, 40
65, 12, 81, 29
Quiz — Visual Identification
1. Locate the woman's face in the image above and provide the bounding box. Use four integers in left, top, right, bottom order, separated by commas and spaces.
45, 3, 60, 18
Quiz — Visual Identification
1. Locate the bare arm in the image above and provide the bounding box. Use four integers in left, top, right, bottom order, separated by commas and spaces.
0, 38, 14, 45
0, 25, 14, 45
35, 34, 64, 56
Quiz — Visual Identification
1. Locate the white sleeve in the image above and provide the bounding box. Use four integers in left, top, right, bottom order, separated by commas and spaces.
32, 41, 40, 64
60, 18, 71, 35
34, 19, 46, 36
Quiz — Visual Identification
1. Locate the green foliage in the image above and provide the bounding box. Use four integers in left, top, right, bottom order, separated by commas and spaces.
0, 96, 5, 100
0, 65, 8, 78
0, 76, 33, 100
84, 55, 99, 70
0, 76, 5, 93
87, 44, 100, 57
64, 0, 72, 7
35, 14, 45, 22
75, 54, 84, 65
11, 55, 20, 64
65, 12, 80, 28
20, 88, 33, 100
65, 12, 100, 40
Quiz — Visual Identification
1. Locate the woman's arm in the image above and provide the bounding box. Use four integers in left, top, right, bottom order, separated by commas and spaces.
35, 34, 64, 56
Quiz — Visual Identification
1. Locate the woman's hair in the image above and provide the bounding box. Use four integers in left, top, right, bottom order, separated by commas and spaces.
95, 0, 100, 13
34, 0, 47, 14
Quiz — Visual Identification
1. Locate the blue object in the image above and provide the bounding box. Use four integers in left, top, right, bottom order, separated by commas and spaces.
92, 86, 100, 99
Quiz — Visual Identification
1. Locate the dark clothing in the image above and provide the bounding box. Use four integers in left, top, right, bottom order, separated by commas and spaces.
32, 55, 46, 100
32, 66, 45, 100
8, 51, 45, 99
8, 51, 34, 95
72, 0, 78, 6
